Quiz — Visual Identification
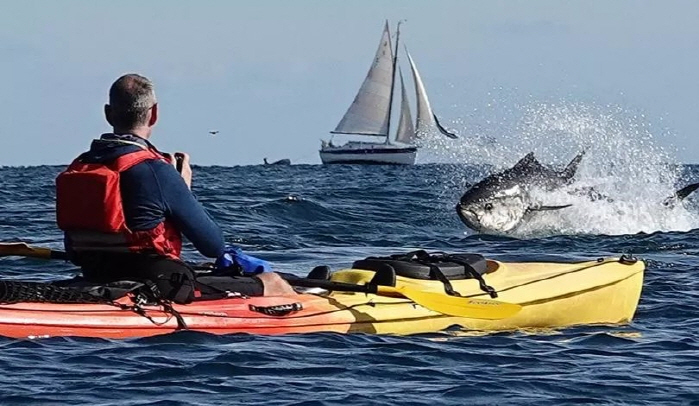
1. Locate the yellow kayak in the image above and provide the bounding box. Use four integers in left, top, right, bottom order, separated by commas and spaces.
324, 256, 644, 335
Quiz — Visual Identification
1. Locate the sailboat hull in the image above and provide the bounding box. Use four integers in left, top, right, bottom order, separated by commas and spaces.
319, 142, 416, 165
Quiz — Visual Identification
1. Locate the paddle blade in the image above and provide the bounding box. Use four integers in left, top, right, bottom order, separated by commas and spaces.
380, 285, 521, 320
0, 243, 55, 259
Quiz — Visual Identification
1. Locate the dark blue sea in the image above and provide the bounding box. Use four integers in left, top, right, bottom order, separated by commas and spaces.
1, 164, 698, 405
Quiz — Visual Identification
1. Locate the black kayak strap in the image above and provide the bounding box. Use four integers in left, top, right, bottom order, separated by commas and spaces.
389, 250, 437, 262
388, 250, 458, 296
137, 279, 188, 330
412, 251, 498, 299
412, 259, 460, 297
381, 250, 498, 298
444, 256, 498, 298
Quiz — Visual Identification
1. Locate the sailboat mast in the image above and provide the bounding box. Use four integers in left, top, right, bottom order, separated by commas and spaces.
384, 20, 403, 144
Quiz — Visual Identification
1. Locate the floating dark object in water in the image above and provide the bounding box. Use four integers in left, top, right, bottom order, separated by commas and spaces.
264, 158, 291, 166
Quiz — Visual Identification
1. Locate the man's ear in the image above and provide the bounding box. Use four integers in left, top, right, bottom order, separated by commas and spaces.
104, 104, 113, 126
149, 103, 158, 126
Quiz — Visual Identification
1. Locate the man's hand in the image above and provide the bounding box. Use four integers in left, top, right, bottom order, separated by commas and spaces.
174, 152, 192, 189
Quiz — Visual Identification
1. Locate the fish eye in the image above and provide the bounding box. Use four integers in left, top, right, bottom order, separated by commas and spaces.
484, 203, 493, 211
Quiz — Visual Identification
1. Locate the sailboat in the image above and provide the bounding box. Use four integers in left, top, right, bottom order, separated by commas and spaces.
320, 21, 457, 165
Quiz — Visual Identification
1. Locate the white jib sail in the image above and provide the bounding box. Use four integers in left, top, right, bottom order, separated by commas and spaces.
394, 68, 416, 144
406, 49, 457, 139
331, 22, 395, 136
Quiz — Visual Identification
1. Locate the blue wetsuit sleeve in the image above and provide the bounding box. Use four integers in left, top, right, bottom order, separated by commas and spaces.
147, 161, 226, 258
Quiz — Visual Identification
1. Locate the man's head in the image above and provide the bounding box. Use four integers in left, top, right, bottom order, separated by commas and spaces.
104, 74, 158, 138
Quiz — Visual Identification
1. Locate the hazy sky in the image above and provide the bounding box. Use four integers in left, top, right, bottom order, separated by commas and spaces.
1, 0, 698, 166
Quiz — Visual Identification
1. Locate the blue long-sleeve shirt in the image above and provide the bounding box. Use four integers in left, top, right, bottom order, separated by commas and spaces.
65, 133, 225, 258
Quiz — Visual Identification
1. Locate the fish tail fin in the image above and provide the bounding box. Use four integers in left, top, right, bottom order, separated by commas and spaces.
662, 182, 699, 207
675, 182, 699, 201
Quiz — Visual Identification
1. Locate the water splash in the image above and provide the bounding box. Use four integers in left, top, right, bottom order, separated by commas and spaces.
422, 101, 699, 237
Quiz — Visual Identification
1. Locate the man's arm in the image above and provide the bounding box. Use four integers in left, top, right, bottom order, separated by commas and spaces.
143, 160, 226, 258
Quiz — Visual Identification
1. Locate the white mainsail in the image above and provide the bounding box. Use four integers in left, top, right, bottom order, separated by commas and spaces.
394, 69, 416, 144
331, 22, 395, 136
406, 49, 458, 139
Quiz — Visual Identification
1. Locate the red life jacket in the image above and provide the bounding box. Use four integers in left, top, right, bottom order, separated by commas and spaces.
56, 148, 182, 259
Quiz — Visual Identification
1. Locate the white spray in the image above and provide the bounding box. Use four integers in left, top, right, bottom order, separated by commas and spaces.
420, 101, 699, 237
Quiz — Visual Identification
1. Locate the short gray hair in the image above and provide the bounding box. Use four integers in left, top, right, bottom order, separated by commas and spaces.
108, 74, 157, 129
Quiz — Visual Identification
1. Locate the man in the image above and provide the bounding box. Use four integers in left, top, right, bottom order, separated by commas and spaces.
56, 73, 295, 303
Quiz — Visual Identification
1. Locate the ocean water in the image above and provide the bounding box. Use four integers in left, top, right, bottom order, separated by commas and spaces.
1, 163, 698, 405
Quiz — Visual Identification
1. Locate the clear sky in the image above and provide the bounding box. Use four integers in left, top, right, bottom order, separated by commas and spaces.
1, 0, 698, 166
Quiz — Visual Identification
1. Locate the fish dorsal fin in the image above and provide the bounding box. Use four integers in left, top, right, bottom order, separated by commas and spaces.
512, 152, 543, 172
561, 151, 585, 179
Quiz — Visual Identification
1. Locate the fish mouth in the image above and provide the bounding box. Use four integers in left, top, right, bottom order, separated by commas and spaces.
455, 203, 481, 232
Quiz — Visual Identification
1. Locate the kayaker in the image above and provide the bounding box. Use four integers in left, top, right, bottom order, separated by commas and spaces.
55, 73, 296, 303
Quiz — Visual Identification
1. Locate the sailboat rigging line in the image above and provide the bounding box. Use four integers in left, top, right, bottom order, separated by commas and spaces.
433, 113, 458, 139
384, 20, 404, 145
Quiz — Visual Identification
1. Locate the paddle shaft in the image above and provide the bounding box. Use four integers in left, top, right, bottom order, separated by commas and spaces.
0, 242, 521, 319
0, 244, 376, 294
46, 250, 68, 260
0, 243, 68, 260
284, 275, 377, 294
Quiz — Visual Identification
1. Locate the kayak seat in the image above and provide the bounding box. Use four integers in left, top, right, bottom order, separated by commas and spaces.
0, 277, 148, 305
352, 252, 488, 281
307, 266, 332, 280
367, 263, 397, 287
52, 277, 151, 301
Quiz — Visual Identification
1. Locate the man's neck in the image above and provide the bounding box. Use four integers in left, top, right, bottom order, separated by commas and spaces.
113, 127, 151, 139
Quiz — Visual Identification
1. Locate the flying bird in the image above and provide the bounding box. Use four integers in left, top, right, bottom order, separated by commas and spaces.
209, 130, 219, 136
